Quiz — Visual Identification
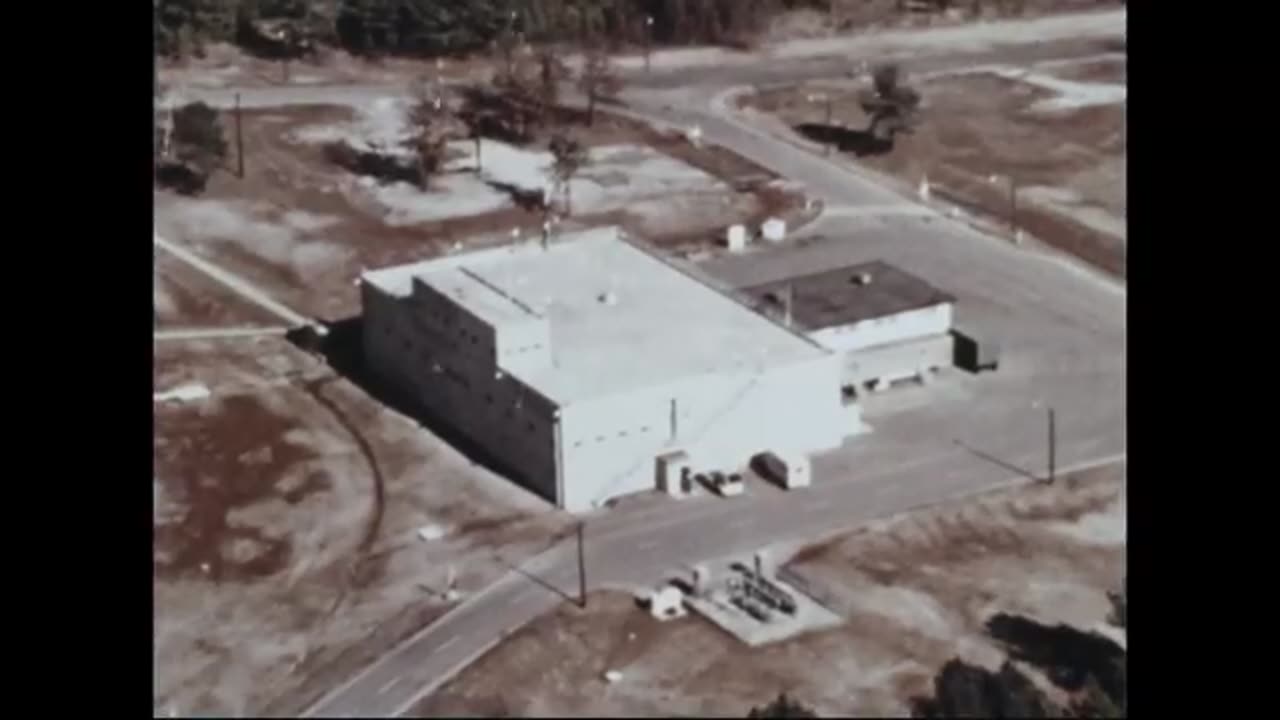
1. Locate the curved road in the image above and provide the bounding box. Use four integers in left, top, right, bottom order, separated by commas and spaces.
169, 15, 1126, 716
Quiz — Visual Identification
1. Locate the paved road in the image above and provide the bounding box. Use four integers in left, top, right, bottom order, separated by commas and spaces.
159, 18, 1126, 716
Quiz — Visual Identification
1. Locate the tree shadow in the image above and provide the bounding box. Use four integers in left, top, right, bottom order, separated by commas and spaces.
793, 123, 895, 157
984, 612, 1126, 702
322, 142, 420, 185
286, 318, 547, 503
484, 179, 549, 213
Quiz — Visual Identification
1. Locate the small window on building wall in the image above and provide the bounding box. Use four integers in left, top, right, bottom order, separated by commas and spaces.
527, 421, 535, 433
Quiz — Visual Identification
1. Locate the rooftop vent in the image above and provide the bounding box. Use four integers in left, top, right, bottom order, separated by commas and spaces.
852, 272, 874, 286
599, 291, 618, 306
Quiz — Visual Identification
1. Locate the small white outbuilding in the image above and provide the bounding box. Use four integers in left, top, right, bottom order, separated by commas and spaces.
761, 217, 787, 243
649, 585, 687, 621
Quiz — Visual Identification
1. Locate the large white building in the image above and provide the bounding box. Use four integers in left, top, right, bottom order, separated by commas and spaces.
360, 227, 854, 512
741, 261, 957, 392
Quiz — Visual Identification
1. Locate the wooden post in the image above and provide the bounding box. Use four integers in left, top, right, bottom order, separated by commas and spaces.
1048, 408, 1056, 484
824, 96, 833, 155
1009, 176, 1018, 235
644, 17, 653, 73
576, 522, 587, 608
234, 93, 244, 179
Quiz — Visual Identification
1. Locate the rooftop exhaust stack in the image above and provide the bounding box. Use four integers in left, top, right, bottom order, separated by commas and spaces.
853, 272, 873, 286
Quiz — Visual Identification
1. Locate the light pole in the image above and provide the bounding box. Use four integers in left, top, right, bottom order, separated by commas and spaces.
1033, 400, 1056, 484
1048, 407, 1056, 484
644, 16, 654, 73
234, 92, 244, 178
576, 521, 587, 608
502, 10, 518, 76
988, 173, 1020, 242
807, 92, 833, 155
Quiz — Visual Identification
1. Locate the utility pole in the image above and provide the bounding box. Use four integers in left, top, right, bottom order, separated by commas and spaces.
234, 93, 244, 178
1047, 407, 1056, 484
1009, 176, 1018, 236
576, 521, 587, 608
989, 174, 1020, 241
644, 16, 654, 73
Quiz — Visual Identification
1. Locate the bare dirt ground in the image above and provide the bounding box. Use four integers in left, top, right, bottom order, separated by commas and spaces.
742, 55, 1126, 278
414, 463, 1124, 718
154, 100, 809, 322
153, 337, 575, 716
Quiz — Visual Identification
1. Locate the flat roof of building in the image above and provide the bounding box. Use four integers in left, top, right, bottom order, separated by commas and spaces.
740, 261, 956, 331
362, 227, 828, 405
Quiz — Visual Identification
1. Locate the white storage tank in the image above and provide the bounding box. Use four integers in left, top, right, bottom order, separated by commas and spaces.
761, 217, 787, 243
724, 224, 747, 252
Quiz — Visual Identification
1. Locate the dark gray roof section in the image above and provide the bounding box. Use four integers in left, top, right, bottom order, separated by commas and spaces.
739, 261, 956, 330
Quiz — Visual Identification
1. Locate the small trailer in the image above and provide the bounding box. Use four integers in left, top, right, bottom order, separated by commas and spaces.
952, 327, 1001, 373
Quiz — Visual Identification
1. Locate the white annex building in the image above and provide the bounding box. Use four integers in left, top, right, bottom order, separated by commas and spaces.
360, 227, 852, 512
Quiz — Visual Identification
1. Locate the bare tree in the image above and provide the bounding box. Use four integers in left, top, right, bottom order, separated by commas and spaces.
748, 693, 818, 718
548, 133, 588, 216
484, 47, 541, 144
536, 47, 571, 129
407, 92, 453, 189
457, 89, 494, 173
859, 62, 922, 144
578, 47, 623, 126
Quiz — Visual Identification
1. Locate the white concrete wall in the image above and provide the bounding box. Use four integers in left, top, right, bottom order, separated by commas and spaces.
363, 281, 560, 504
812, 303, 953, 353
840, 333, 955, 387
557, 353, 846, 511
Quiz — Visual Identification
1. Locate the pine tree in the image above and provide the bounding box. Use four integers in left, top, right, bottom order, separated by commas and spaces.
748, 693, 818, 719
